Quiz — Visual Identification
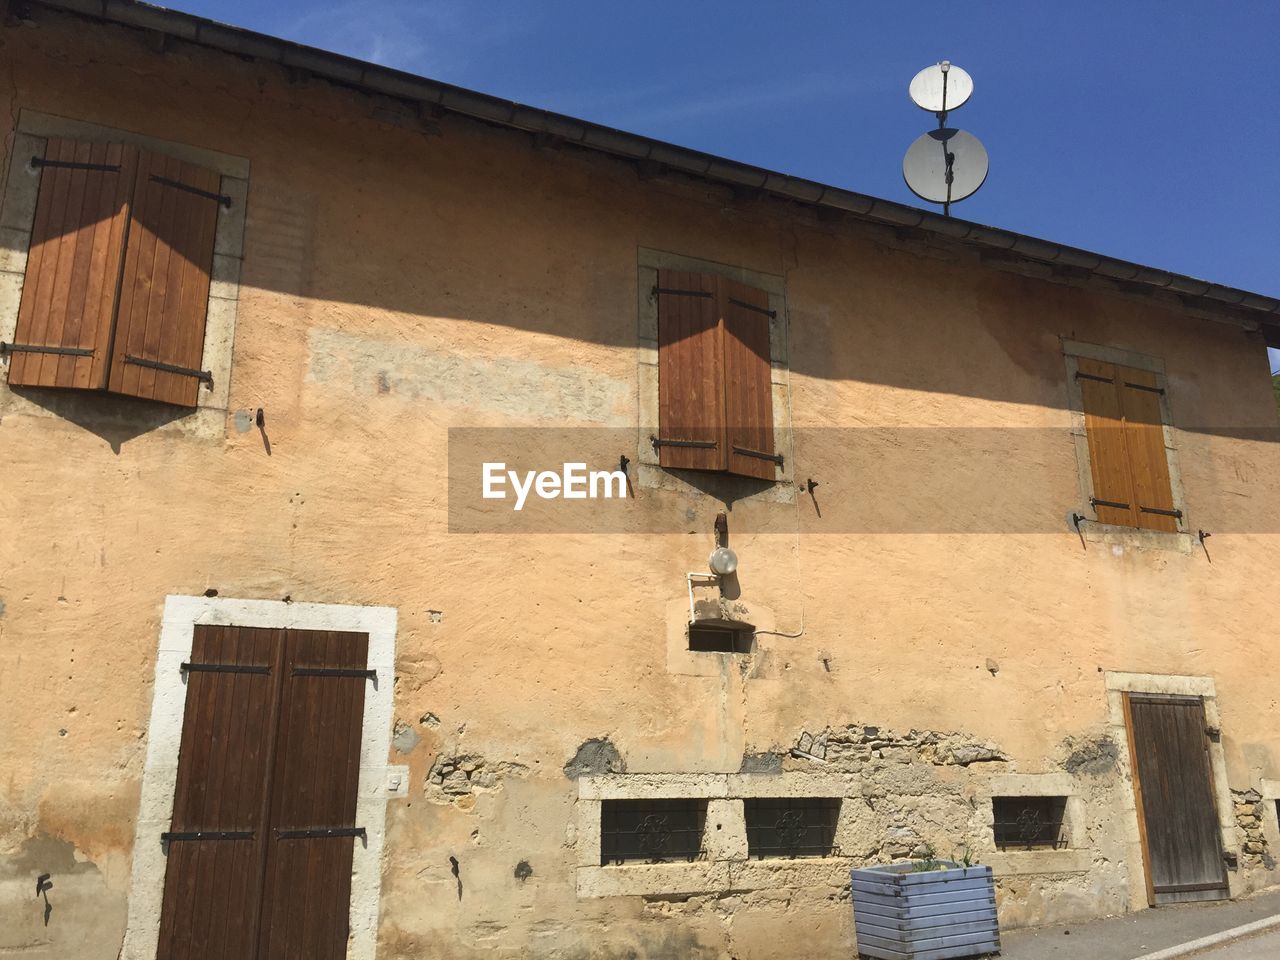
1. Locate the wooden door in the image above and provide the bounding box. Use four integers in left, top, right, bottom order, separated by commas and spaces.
1124, 693, 1229, 905
157, 626, 370, 960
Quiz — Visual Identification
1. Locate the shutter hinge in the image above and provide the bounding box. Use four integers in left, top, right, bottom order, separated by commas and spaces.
291, 667, 377, 680
180, 662, 271, 675
727, 296, 776, 319
32, 156, 121, 173
1074, 371, 1114, 385
149, 174, 233, 208
1124, 381, 1165, 395
1140, 505, 1183, 519
161, 830, 254, 841
124, 355, 213, 385
275, 826, 367, 841
732, 445, 784, 466
1089, 497, 1130, 511
652, 285, 712, 299
650, 435, 717, 452
1, 342, 94, 358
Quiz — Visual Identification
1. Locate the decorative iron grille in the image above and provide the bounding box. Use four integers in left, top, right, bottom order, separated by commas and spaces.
600, 799, 707, 865
744, 797, 841, 859
992, 796, 1068, 850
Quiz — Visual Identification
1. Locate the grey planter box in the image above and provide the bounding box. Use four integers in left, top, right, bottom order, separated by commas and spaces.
851, 862, 999, 960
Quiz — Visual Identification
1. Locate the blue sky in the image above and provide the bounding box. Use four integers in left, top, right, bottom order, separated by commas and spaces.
166, 1, 1279, 370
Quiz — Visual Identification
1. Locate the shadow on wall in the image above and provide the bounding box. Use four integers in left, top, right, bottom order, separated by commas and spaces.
1, 76, 1276, 438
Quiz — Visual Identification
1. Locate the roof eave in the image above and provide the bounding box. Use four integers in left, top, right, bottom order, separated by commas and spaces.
26, 0, 1280, 334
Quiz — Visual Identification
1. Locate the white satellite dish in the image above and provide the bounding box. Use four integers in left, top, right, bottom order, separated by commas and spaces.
909, 61, 973, 114
901, 61, 987, 215
902, 128, 989, 206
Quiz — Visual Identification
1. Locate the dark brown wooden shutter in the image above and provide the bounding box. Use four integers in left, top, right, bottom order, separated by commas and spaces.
1118, 368, 1178, 532
722, 277, 777, 480
656, 270, 726, 471
7, 138, 135, 390
157, 626, 284, 960
158, 627, 368, 960
108, 149, 221, 407
1125, 695, 1228, 904
257, 630, 369, 960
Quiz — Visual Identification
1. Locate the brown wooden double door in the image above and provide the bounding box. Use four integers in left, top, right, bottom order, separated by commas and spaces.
1124, 693, 1230, 905
157, 625, 370, 959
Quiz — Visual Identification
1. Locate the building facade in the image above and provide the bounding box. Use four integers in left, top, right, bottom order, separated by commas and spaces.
2, 3, 1279, 958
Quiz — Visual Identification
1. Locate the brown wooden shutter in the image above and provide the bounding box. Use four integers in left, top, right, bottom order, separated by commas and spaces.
1118, 368, 1178, 532
257, 630, 369, 960
1078, 357, 1179, 531
1078, 358, 1139, 527
156, 626, 284, 960
6, 138, 135, 390
158, 627, 368, 960
656, 270, 726, 471
722, 277, 777, 480
108, 149, 221, 407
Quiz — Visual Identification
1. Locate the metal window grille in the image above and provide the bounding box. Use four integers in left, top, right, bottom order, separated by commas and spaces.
992, 796, 1068, 850
744, 797, 841, 859
600, 799, 707, 865
687, 623, 754, 654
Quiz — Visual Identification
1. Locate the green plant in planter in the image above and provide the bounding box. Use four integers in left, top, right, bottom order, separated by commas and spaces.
907, 842, 942, 872
952, 843, 979, 868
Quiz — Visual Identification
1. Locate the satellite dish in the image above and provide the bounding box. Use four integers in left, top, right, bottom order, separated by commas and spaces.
909, 61, 973, 114
902, 128, 989, 207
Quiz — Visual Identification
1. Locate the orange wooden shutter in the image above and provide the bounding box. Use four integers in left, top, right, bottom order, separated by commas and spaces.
6, 138, 135, 390
722, 277, 778, 480
1118, 367, 1178, 532
656, 270, 726, 471
107, 149, 221, 407
1078, 358, 1139, 527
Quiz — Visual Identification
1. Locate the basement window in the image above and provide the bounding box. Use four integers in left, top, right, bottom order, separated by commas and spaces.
687, 622, 754, 654
744, 797, 841, 859
992, 796, 1068, 850
600, 799, 707, 865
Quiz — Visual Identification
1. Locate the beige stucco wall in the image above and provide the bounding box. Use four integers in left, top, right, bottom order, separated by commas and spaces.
1, 10, 1278, 958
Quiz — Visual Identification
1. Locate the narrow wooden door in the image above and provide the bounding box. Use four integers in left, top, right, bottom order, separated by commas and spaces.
157, 626, 370, 960
1124, 694, 1229, 905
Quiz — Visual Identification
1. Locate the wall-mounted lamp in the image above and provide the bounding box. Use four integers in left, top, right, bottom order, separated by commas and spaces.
708, 547, 738, 576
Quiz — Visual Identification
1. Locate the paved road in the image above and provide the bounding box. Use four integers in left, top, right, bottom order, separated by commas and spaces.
1188, 926, 1280, 959
999, 891, 1280, 960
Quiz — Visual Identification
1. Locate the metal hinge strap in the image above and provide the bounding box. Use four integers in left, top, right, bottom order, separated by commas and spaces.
653, 286, 712, 299
180, 662, 271, 675
1090, 497, 1130, 511
1124, 381, 1165, 395
150, 174, 233, 208
161, 830, 254, 841
1140, 505, 1183, 518
291, 667, 377, 680
1, 342, 94, 357
1074, 371, 1114, 385
733, 445, 784, 465
33, 157, 121, 172
727, 297, 776, 319
275, 827, 367, 840
650, 435, 717, 451
123, 355, 213, 384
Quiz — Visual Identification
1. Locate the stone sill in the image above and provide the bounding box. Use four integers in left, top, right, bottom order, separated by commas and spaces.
1081, 522, 1194, 554
577, 856, 854, 898
984, 848, 1092, 876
